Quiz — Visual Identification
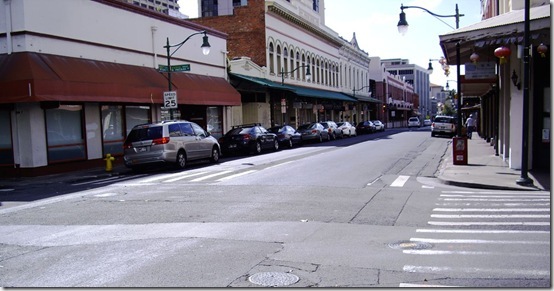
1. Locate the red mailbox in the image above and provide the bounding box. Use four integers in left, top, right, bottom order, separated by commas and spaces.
452, 137, 468, 165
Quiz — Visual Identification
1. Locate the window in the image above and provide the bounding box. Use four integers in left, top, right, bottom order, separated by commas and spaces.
180, 123, 194, 136
269, 43, 275, 74
276, 45, 282, 76
45, 105, 86, 163
0, 110, 13, 165
283, 47, 288, 74
101, 105, 124, 156
313, 0, 319, 12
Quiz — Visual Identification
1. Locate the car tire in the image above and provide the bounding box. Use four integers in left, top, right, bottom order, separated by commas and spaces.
210, 146, 220, 163
318, 134, 323, 143
273, 140, 280, 152
255, 141, 262, 154
288, 138, 293, 148
176, 150, 187, 169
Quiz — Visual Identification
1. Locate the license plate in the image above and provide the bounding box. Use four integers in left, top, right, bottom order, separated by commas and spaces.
229, 144, 237, 149
136, 147, 148, 153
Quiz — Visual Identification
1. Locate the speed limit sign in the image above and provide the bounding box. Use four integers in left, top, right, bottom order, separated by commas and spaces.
163, 91, 178, 109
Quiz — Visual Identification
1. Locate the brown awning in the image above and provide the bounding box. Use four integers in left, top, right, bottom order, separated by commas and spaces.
0, 52, 240, 106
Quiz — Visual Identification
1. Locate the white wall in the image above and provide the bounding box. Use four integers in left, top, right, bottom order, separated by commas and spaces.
1, 0, 228, 78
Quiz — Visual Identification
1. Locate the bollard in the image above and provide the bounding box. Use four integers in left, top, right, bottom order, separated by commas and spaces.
104, 154, 115, 172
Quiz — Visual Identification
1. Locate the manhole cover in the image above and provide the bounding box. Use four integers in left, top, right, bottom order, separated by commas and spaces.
248, 272, 299, 287
388, 240, 433, 250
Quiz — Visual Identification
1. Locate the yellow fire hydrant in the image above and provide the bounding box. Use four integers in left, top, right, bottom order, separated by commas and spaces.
104, 154, 115, 172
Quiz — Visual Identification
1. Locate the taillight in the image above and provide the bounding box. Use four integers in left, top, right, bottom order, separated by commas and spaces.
311, 129, 318, 134
242, 134, 252, 141
152, 137, 170, 145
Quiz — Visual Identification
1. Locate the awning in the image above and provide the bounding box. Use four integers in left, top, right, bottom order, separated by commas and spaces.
342, 92, 383, 103
229, 73, 357, 102
439, 5, 550, 64
0, 52, 241, 106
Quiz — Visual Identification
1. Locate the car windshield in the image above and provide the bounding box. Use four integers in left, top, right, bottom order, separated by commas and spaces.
125, 126, 163, 142
337, 122, 344, 127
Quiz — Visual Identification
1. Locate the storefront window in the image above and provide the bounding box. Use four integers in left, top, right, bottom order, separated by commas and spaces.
45, 105, 86, 163
207, 107, 223, 139
101, 105, 124, 156
0, 110, 13, 165
125, 106, 150, 135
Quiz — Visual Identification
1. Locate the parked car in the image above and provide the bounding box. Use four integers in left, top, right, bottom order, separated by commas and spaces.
336, 121, 357, 137
431, 116, 457, 137
296, 122, 330, 143
268, 125, 302, 148
123, 120, 220, 170
372, 120, 385, 132
219, 123, 279, 155
320, 121, 343, 140
356, 121, 376, 134
423, 119, 432, 126
408, 117, 421, 128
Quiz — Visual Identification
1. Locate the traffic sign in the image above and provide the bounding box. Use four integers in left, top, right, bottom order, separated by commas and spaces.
158, 64, 191, 72
163, 91, 178, 109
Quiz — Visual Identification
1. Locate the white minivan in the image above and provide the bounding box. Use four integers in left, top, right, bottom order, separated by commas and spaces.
123, 120, 221, 170
408, 117, 421, 128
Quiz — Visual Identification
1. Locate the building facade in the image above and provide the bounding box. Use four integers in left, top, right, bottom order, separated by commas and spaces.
189, 0, 380, 129
0, 0, 240, 176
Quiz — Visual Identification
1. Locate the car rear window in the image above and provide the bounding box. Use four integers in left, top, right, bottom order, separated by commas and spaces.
126, 126, 163, 142
226, 127, 252, 135
435, 117, 454, 123
298, 124, 315, 130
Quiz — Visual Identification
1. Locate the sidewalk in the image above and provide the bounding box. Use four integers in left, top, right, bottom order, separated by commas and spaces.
437, 135, 550, 191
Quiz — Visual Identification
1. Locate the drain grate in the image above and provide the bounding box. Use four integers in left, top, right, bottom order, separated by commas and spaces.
248, 272, 299, 287
388, 240, 433, 250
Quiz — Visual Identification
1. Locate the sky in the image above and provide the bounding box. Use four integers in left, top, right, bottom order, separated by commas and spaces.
178, 0, 483, 87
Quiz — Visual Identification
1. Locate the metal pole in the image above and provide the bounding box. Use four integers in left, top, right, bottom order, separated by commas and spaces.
166, 37, 173, 120
516, 0, 533, 186
455, 4, 462, 137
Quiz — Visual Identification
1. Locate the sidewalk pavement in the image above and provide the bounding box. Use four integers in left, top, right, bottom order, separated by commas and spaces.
0, 134, 550, 192
437, 134, 550, 191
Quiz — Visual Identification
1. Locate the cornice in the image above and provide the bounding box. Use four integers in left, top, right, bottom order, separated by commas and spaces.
266, 2, 343, 47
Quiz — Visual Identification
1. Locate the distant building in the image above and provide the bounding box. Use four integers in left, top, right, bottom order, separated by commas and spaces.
381, 58, 431, 121
118, 0, 185, 17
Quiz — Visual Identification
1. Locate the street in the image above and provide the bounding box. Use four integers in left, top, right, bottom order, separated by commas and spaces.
0, 128, 550, 287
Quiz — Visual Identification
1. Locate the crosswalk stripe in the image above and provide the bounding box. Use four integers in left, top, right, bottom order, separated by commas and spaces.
403, 265, 550, 277
190, 171, 233, 182
428, 221, 550, 226
217, 170, 257, 181
416, 229, 550, 234
410, 237, 549, 244
431, 214, 550, 218
163, 171, 208, 183
433, 208, 550, 212
403, 250, 547, 256
391, 175, 410, 187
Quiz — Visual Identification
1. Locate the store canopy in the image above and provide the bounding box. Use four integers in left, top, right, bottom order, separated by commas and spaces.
230, 73, 357, 102
0, 52, 240, 106
439, 5, 550, 65
342, 92, 383, 103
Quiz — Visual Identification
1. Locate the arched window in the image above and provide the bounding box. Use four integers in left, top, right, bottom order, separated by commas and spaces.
276, 45, 282, 76
269, 42, 275, 74
295, 51, 300, 79
316, 59, 321, 84
302, 54, 306, 81
283, 47, 289, 75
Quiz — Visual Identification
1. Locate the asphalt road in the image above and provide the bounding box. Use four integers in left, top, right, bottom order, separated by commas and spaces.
0, 128, 550, 287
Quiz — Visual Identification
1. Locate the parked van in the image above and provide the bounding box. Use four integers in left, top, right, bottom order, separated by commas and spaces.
123, 120, 220, 170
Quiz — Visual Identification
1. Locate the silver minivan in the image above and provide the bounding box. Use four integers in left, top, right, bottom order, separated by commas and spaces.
123, 120, 220, 170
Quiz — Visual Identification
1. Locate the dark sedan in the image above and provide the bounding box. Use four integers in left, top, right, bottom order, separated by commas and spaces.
219, 123, 279, 155
296, 122, 330, 143
268, 125, 302, 148
356, 121, 376, 134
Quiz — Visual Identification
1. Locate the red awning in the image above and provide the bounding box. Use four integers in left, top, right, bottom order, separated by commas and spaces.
0, 52, 240, 106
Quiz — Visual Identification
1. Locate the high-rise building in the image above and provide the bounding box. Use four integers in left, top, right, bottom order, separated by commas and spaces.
118, 0, 184, 17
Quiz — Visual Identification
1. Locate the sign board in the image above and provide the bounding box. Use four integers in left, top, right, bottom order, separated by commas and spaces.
158, 64, 191, 72
163, 91, 178, 109
464, 62, 496, 79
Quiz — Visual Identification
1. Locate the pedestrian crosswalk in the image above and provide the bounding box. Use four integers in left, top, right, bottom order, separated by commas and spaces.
398, 190, 551, 287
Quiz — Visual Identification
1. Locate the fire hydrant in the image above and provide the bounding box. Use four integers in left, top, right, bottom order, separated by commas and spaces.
104, 154, 115, 172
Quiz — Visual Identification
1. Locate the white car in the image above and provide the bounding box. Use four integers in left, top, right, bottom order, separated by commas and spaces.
408, 117, 421, 128
423, 119, 432, 126
372, 120, 385, 131
336, 121, 357, 137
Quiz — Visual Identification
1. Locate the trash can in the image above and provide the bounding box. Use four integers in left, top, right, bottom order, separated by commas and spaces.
452, 136, 468, 165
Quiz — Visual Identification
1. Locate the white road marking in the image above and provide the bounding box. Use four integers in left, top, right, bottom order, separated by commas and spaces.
163, 171, 209, 182
439, 198, 550, 202
399, 283, 459, 287
403, 250, 546, 256
428, 221, 550, 226
391, 175, 410, 187
433, 208, 550, 212
410, 237, 549, 244
403, 265, 550, 277
431, 214, 550, 219
217, 170, 257, 181
190, 171, 233, 182
416, 228, 550, 234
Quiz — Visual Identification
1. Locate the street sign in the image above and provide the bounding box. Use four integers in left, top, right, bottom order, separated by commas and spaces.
163, 91, 178, 109
158, 64, 191, 72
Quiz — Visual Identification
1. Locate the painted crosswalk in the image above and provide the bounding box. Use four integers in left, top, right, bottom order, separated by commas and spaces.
398, 190, 551, 287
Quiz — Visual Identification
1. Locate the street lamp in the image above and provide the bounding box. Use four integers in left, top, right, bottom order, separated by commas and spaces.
278, 66, 312, 125
164, 30, 211, 119
280, 65, 312, 85
428, 57, 450, 76
398, 3, 464, 137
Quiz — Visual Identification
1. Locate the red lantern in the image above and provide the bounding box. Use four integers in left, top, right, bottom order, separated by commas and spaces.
470, 52, 479, 63
537, 43, 548, 58
494, 46, 511, 64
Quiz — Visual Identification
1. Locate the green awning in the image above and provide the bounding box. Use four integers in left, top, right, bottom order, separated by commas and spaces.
230, 73, 357, 102
342, 92, 383, 103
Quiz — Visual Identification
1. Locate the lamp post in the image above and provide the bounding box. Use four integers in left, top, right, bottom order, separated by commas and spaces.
398, 3, 464, 137
279, 66, 312, 125
164, 30, 211, 120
